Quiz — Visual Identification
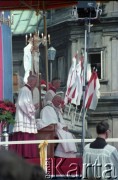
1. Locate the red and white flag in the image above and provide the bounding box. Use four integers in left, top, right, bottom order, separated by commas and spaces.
64, 52, 78, 104
68, 57, 84, 105
64, 53, 84, 105
84, 70, 100, 110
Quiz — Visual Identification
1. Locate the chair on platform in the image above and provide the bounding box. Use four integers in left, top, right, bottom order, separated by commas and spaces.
37, 124, 57, 158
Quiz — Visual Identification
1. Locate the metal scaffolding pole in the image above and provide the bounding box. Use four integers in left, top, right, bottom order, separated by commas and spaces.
81, 21, 88, 153
43, 10, 49, 91
73, 2, 102, 154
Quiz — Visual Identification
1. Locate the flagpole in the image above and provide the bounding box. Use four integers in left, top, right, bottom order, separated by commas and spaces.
42, 0, 49, 91
70, 3, 102, 155
81, 20, 88, 154
80, 9, 101, 155
81, 20, 96, 154
43, 10, 49, 91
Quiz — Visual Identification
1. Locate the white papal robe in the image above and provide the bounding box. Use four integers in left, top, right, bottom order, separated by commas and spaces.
13, 85, 37, 134
83, 143, 118, 180
32, 87, 40, 118
36, 102, 77, 158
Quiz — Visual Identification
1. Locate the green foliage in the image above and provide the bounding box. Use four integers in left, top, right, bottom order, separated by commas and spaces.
0, 111, 15, 124
0, 100, 16, 125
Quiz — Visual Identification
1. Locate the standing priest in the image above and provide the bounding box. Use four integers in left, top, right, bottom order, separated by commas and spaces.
9, 75, 40, 158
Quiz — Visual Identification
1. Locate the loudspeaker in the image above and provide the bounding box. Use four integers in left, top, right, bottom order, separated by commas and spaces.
77, 1, 97, 18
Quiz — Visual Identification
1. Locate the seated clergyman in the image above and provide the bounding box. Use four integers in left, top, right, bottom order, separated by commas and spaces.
37, 95, 77, 158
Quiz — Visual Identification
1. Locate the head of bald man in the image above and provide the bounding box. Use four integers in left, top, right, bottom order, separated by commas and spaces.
27, 75, 38, 90
52, 95, 63, 108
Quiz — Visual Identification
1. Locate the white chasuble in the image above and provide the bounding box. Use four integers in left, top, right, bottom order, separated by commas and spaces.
37, 103, 77, 158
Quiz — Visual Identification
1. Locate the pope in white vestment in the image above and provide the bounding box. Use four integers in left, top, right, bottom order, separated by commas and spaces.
37, 95, 77, 158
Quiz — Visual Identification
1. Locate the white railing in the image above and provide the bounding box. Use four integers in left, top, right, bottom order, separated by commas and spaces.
2, 138, 118, 145
1, 138, 118, 173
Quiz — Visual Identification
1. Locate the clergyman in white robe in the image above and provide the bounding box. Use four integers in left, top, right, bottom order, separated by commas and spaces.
37, 101, 77, 158
32, 87, 40, 118
10, 79, 38, 158
13, 85, 37, 133
83, 143, 118, 180
83, 121, 118, 180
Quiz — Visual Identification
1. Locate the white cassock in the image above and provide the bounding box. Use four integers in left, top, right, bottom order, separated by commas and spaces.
37, 102, 77, 158
32, 87, 40, 118
83, 143, 118, 180
13, 86, 37, 134
23, 43, 32, 83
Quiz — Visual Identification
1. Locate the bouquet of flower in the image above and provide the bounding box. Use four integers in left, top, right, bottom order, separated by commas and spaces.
0, 100, 16, 125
